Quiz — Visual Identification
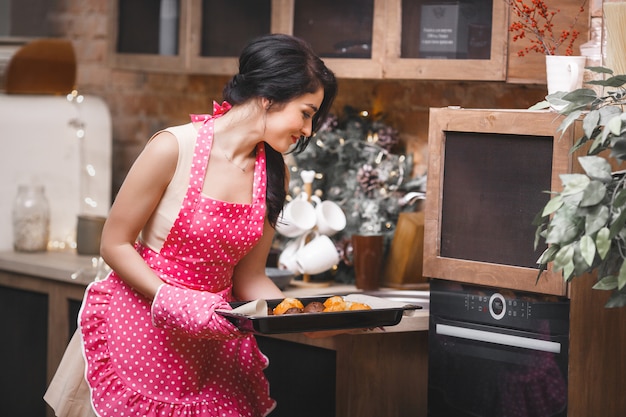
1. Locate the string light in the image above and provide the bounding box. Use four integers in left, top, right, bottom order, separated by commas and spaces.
67, 89, 100, 212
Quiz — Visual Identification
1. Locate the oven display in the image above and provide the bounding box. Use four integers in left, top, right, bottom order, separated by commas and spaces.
463, 292, 532, 325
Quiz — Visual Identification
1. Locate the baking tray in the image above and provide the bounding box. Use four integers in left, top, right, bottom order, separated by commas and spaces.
219, 296, 422, 335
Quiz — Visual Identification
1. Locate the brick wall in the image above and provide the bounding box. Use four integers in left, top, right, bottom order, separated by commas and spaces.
52, 1, 547, 200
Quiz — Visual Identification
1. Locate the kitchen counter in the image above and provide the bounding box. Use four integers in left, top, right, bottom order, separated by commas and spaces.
0, 249, 100, 284
0, 250, 429, 332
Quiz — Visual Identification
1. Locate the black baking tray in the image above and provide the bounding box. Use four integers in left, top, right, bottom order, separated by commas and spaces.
219, 296, 422, 335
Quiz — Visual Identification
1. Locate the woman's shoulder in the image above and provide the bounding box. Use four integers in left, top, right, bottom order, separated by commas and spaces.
147, 122, 197, 157
137, 131, 179, 173
165, 122, 196, 137
148, 122, 195, 143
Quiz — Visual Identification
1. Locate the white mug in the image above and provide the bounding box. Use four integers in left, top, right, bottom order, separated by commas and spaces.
311, 196, 346, 236
278, 234, 306, 273
295, 233, 340, 275
275, 195, 316, 237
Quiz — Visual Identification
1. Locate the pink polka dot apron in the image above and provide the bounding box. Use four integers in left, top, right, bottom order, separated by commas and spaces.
79, 102, 276, 417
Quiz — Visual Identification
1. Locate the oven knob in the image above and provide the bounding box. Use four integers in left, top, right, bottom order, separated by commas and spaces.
489, 293, 506, 320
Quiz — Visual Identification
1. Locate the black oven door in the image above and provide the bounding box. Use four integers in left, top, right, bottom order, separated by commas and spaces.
427, 280, 570, 417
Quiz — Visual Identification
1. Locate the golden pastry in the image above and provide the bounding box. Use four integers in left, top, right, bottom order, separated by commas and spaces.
272, 297, 304, 315
347, 301, 372, 311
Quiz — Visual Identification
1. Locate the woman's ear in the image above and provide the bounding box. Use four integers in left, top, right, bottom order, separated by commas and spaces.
261, 97, 272, 110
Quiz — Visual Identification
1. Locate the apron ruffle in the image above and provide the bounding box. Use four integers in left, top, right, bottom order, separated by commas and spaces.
80, 274, 275, 417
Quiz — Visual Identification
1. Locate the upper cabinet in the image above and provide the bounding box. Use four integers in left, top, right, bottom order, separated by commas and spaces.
384, 0, 508, 80
290, 0, 385, 79
109, 0, 187, 72
108, 0, 508, 81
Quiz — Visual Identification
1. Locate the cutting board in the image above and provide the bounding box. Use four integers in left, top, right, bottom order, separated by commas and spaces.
383, 211, 428, 288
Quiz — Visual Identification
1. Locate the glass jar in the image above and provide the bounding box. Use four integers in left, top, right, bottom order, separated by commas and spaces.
12, 185, 50, 252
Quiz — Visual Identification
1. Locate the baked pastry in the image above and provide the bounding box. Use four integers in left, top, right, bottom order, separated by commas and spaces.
272, 296, 371, 314
347, 301, 372, 311
323, 295, 347, 312
273, 297, 304, 315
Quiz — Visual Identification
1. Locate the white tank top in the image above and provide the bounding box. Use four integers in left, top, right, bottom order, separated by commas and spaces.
139, 122, 198, 252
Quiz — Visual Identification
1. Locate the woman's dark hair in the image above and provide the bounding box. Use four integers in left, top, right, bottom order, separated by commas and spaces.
223, 34, 338, 227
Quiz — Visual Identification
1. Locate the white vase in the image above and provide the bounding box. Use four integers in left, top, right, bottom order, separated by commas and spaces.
545, 55, 587, 95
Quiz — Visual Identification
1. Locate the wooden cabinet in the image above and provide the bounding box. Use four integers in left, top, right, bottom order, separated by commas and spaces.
383, 0, 508, 80
290, 0, 385, 79
256, 336, 337, 417
0, 270, 88, 417
108, 0, 509, 81
0, 252, 95, 417
567, 274, 626, 416
264, 331, 429, 417
423, 109, 575, 296
108, 0, 281, 75
0, 284, 48, 417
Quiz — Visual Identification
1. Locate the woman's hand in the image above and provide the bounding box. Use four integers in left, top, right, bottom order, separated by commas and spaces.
231, 219, 284, 302
151, 284, 244, 340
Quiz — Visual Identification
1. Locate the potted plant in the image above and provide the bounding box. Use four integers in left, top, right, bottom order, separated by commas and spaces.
506, 0, 586, 57
531, 66, 626, 307
507, 0, 588, 93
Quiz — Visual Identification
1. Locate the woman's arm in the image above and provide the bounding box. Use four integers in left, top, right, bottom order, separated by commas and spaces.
231, 219, 284, 302
231, 162, 291, 301
99, 131, 178, 300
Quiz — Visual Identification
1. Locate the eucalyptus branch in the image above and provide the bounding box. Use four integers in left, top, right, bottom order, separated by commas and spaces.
611, 176, 626, 264
533, 66, 626, 306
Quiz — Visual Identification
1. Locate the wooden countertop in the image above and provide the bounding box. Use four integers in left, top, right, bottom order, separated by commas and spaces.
0, 250, 99, 285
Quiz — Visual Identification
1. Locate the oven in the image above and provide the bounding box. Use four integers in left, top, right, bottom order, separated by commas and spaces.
427, 279, 570, 417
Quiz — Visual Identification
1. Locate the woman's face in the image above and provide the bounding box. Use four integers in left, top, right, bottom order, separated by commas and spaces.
263, 88, 324, 153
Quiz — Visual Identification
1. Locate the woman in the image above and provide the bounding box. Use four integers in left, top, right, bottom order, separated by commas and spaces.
46, 33, 337, 416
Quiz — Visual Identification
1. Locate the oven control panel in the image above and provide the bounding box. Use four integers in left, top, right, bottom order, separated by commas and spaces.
430, 279, 570, 333
463, 292, 532, 325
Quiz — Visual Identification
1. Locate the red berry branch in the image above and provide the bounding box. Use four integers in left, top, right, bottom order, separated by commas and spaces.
507, 0, 586, 56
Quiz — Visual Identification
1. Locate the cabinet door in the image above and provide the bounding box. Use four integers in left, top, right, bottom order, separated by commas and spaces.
188, 0, 274, 75
0, 0, 56, 37
290, 0, 386, 78
383, 0, 508, 80
0, 285, 48, 417
256, 336, 336, 417
108, 0, 189, 72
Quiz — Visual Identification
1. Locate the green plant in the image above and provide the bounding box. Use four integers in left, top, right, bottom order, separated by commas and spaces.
531, 67, 626, 307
